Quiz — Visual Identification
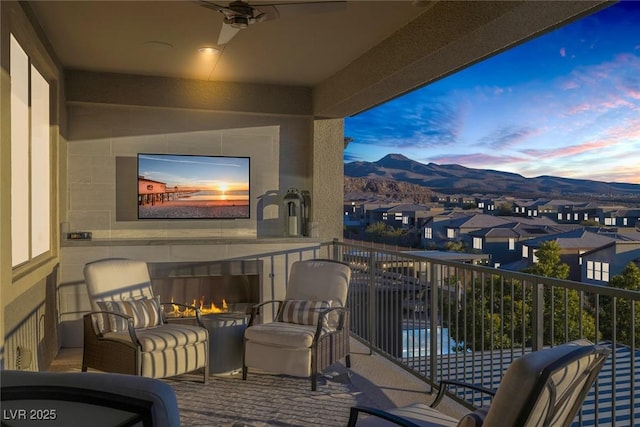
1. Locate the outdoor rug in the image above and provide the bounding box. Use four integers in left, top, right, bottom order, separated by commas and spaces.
163, 369, 375, 427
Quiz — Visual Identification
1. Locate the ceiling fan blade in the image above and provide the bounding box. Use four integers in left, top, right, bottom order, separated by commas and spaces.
218, 23, 241, 44
260, 1, 346, 18
199, 1, 232, 14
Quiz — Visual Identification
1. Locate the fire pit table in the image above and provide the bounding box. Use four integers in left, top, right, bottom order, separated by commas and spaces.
200, 312, 249, 375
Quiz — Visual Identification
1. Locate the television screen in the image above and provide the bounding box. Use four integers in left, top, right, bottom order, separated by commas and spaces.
137, 154, 250, 219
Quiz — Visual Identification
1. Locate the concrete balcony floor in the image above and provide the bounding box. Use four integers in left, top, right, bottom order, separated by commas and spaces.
48, 338, 468, 426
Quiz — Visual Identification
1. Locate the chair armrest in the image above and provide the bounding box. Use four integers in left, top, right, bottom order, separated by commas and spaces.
431, 379, 497, 408
248, 300, 283, 326
348, 406, 421, 427
86, 311, 138, 344
161, 302, 204, 327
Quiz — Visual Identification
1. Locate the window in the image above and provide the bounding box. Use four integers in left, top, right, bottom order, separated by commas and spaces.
382, 213, 388, 220
473, 237, 482, 250
424, 227, 432, 239
574, 213, 579, 221
522, 245, 529, 258
402, 216, 409, 225
623, 218, 628, 226
10, 34, 51, 267
395, 212, 403, 221
558, 213, 563, 220
447, 228, 455, 239
584, 213, 589, 220
604, 217, 614, 226
508, 238, 515, 251
586, 261, 610, 282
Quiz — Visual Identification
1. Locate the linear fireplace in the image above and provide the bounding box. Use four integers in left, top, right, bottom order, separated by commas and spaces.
147, 259, 262, 315
147, 259, 262, 374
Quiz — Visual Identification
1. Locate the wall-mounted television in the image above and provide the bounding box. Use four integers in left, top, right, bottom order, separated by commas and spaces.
137, 153, 250, 219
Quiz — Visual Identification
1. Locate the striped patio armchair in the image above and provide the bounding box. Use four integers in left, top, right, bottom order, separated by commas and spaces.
82, 258, 209, 382
242, 259, 352, 391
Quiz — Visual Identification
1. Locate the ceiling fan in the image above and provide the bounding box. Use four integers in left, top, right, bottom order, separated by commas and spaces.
200, 0, 346, 45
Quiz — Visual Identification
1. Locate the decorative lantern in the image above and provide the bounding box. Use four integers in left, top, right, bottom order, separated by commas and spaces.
283, 188, 303, 236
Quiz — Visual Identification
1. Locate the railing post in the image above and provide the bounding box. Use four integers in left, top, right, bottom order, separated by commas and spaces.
368, 250, 376, 356
532, 282, 544, 351
429, 262, 438, 384
331, 238, 339, 261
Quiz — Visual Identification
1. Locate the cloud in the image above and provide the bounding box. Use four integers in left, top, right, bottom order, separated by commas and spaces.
428, 152, 526, 167
343, 152, 364, 163
561, 80, 580, 90
346, 95, 464, 149
521, 139, 612, 159
477, 126, 540, 149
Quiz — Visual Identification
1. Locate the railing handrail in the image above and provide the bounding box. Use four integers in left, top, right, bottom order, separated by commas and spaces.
327, 240, 640, 301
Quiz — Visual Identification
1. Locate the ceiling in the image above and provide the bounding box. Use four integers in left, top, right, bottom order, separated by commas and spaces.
28, 1, 430, 86
25, 1, 610, 118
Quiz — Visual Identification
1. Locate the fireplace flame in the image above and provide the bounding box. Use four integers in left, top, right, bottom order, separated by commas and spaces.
168, 296, 228, 317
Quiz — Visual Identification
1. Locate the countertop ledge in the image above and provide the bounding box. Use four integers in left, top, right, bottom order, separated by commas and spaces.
61, 237, 323, 247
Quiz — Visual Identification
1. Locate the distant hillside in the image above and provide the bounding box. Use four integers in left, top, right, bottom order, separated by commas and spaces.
344, 177, 434, 203
345, 154, 640, 200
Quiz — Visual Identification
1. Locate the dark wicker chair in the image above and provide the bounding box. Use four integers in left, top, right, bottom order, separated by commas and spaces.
348, 340, 610, 427
82, 258, 209, 382
1, 370, 181, 427
242, 259, 352, 391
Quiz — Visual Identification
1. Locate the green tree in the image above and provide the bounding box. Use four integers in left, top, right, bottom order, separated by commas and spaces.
495, 203, 513, 216
524, 241, 596, 345
601, 262, 640, 346
448, 241, 596, 351
444, 241, 466, 252
524, 241, 569, 279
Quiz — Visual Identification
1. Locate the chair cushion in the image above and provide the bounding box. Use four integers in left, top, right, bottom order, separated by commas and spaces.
104, 323, 208, 352
244, 322, 318, 348
285, 260, 351, 307
277, 299, 331, 326
483, 339, 597, 427
97, 296, 162, 332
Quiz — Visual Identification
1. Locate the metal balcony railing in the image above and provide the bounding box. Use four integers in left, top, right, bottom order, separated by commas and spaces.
238, 240, 638, 426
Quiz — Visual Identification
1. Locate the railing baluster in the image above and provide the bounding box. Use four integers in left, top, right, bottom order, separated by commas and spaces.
326, 240, 639, 427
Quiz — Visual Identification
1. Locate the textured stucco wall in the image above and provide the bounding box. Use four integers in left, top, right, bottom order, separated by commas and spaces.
313, 119, 344, 241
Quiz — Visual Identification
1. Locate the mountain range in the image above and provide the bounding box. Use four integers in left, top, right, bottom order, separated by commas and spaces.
344, 154, 640, 202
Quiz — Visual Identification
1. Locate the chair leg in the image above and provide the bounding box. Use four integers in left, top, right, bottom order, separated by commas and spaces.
242, 366, 247, 380
311, 373, 317, 391
203, 363, 209, 384
345, 354, 351, 368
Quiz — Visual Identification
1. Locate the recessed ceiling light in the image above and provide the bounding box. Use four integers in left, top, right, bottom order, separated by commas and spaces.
199, 47, 220, 55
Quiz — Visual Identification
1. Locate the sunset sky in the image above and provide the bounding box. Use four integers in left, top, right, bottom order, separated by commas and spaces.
138, 154, 249, 192
344, 1, 640, 184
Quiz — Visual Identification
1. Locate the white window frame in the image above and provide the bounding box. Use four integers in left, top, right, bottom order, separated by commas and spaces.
10, 34, 52, 268
447, 228, 455, 239
508, 238, 515, 251
424, 227, 432, 239
473, 237, 483, 250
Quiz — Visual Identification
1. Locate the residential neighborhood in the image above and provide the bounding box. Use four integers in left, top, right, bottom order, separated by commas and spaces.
344, 196, 640, 286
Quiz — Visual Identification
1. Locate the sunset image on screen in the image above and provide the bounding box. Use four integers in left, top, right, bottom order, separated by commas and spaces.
137, 154, 250, 219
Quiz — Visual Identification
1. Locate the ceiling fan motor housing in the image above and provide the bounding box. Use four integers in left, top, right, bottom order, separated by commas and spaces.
226, 15, 250, 28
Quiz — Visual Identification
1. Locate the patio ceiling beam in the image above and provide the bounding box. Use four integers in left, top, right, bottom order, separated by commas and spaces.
312, 0, 610, 119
